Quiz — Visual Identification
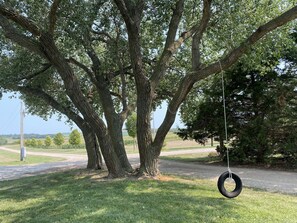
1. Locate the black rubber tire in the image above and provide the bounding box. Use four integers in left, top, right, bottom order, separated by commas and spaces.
217, 171, 242, 198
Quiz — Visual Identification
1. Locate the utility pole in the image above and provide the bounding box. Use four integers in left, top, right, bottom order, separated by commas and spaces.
20, 102, 26, 161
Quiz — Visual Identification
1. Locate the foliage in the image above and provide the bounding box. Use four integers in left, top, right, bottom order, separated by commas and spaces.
178, 55, 297, 165
0, 137, 7, 145
69, 129, 81, 145
125, 112, 137, 139
44, 136, 52, 147
53, 133, 65, 146
0, 0, 296, 176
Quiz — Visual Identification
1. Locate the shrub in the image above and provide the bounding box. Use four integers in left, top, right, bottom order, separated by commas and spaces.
44, 136, 52, 147
0, 137, 7, 145
30, 138, 37, 147
53, 133, 64, 146
69, 130, 81, 145
25, 139, 31, 147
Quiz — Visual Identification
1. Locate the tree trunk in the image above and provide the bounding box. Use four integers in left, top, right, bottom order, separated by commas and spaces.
138, 146, 160, 176
18, 87, 103, 170
39, 32, 125, 177
81, 127, 103, 169
92, 74, 133, 172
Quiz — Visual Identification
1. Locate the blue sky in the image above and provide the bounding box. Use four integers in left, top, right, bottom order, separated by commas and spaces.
0, 93, 183, 135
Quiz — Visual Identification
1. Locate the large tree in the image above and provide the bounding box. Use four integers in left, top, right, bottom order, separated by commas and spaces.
0, 0, 296, 177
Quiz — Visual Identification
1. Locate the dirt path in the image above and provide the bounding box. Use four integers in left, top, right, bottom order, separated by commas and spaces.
1, 146, 297, 195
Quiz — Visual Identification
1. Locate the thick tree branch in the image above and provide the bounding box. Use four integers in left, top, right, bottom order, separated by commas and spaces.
0, 4, 41, 36
110, 91, 123, 100
154, 4, 297, 153
105, 65, 133, 80
0, 15, 44, 57
150, 1, 204, 91
17, 86, 86, 126
120, 103, 135, 122
192, 0, 212, 70
164, 0, 185, 51
83, 31, 101, 74
194, 5, 297, 81
19, 63, 52, 81
113, 0, 133, 26
67, 57, 96, 82
49, 0, 62, 34
150, 0, 184, 91
92, 30, 113, 41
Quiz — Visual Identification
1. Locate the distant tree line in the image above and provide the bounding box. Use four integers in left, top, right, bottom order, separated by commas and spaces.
0, 137, 7, 145
25, 130, 82, 148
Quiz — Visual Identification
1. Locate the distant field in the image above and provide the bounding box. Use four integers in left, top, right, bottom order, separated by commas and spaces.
1, 132, 216, 157
0, 149, 65, 166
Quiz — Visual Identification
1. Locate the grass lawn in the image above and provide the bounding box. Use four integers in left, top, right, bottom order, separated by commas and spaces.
160, 152, 221, 164
0, 149, 65, 166
3, 144, 88, 155
0, 170, 296, 223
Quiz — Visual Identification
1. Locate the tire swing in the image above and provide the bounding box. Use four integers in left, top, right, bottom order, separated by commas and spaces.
217, 62, 242, 199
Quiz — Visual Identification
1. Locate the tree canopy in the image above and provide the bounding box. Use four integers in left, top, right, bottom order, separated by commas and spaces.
177, 33, 297, 165
0, 0, 296, 177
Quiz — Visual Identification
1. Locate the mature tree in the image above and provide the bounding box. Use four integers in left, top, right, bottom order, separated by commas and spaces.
177, 44, 297, 165
126, 112, 137, 139
53, 133, 64, 146
0, 0, 296, 177
114, 0, 297, 175
44, 136, 52, 147
69, 129, 81, 145
0, 0, 134, 176
0, 137, 7, 145
126, 112, 137, 149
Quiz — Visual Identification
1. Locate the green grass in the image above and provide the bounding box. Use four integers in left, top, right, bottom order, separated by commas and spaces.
0, 170, 296, 223
4, 144, 87, 155
0, 149, 65, 165
160, 152, 221, 164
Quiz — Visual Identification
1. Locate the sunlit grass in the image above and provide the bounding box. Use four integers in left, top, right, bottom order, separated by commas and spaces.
160, 152, 221, 164
0, 149, 65, 165
0, 169, 296, 223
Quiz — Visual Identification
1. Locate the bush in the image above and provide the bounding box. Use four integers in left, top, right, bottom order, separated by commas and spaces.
44, 136, 52, 147
279, 134, 297, 167
30, 138, 37, 147
69, 130, 81, 145
53, 133, 64, 146
25, 139, 31, 147
0, 137, 7, 145
37, 140, 43, 147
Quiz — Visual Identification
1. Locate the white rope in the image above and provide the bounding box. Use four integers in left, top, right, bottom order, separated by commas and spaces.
218, 60, 232, 177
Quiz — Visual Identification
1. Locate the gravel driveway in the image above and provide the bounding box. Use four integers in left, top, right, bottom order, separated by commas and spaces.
1, 147, 296, 195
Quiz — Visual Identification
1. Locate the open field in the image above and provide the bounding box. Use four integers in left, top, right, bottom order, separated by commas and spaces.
2, 132, 216, 155
0, 169, 296, 223
0, 149, 65, 166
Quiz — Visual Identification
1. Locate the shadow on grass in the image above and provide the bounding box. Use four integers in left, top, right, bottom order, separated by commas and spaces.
0, 169, 239, 223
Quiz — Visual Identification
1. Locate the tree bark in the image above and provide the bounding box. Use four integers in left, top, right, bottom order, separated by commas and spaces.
81, 127, 103, 169
83, 33, 132, 172
39, 32, 125, 177
96, 85, 133, 172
